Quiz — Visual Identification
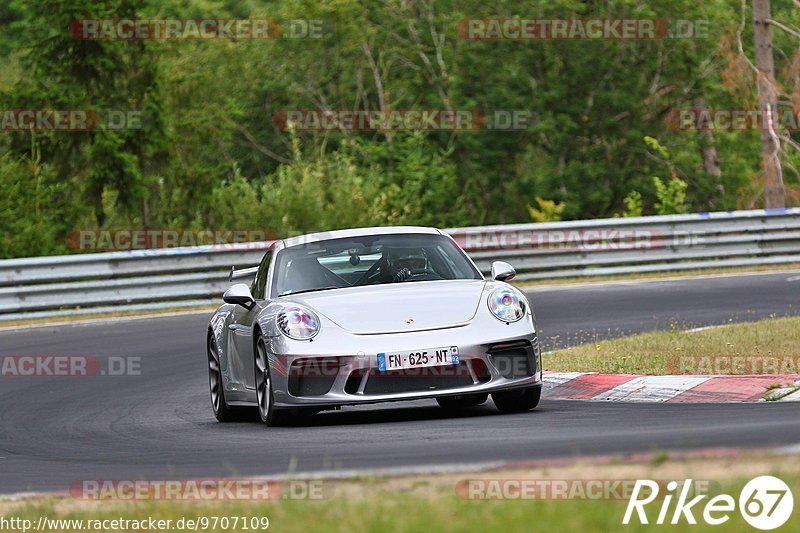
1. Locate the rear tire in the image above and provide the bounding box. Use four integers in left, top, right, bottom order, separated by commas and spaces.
436, 393, 488, 409
492, 387, 541, 413
255, 336, 291, 427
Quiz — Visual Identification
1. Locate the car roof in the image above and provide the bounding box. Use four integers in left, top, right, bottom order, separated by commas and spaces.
280, 226, 443, 249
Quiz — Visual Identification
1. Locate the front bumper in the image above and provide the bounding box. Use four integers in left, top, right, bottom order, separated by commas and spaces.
267, 316, 542, 408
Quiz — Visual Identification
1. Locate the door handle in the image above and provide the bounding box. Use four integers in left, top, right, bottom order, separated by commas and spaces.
228, 324, 239, 331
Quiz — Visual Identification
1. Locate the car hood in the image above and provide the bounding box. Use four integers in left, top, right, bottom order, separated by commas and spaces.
281, 280, 487, 334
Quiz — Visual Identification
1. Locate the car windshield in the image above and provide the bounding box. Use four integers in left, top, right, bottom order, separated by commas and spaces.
272, 233, 482, 297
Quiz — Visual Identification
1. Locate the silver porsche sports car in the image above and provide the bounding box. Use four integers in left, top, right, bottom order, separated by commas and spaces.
206, 226, 542, 426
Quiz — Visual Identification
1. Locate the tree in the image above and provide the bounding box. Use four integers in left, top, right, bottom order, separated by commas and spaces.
752, 0, 785, 207
7, 0, 168, 227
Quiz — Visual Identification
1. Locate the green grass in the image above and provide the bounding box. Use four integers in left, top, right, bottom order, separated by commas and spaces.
0, 305, 216, 329
5, 471, 800, 532
543, 315, 800, 374
516, 264, 800, 287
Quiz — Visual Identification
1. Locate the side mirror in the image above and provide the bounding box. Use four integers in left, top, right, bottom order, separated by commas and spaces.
491, 261, 516, 282
223, 283, 256, 310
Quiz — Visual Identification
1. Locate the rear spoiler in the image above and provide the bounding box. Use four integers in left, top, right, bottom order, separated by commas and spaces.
229, 265, 259, 282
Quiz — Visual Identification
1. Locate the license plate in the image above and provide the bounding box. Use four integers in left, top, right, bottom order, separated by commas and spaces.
377, 346, 459, 371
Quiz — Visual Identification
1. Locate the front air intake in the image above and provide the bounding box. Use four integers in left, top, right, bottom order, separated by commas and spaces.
487, 340, 535, 379
287, 357, 341, 397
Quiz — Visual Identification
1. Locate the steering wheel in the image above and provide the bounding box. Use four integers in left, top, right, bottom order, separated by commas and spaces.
353, 257, 385, 286
406, 268, 444, 281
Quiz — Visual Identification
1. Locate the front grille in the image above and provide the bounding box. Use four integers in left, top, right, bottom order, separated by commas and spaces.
287, 357, 340, 397
488, 340, 535, 379
362, 365, 473, 395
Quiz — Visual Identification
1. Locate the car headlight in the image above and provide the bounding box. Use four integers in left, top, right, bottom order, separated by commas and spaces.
487, 287, 526, 323
277, 306, 320, 340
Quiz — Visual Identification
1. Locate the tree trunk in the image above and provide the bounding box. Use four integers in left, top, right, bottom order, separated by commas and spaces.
142, 197, 150, 248
752, 0, 785, 208
693, 98, 724, 206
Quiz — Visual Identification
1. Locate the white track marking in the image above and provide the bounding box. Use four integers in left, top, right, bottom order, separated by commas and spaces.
682, 324, 730, 334
542, 372, 588, 392
778, 389, 800, 402
592, 376, 711, 402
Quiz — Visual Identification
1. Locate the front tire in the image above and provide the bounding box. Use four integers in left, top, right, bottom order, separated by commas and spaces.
492, 387, 541, 413
208, 337, 238, 422
255, 336, 290, 427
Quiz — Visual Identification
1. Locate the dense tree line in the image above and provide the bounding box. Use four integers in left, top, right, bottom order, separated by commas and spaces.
0, 0, 798, 258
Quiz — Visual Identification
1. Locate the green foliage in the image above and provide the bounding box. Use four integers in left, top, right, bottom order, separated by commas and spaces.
258, 139, 386, 235
0, 149, 83, 258
4, 0, 168, 226
209, 132, 464, 236
618, 191, 643, 218
653, 177, 690, 215
644, 136, 670, 160
0, 0, 798, 258
527, 197, 565, 223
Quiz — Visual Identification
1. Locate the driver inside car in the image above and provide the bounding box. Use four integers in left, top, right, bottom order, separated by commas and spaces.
386, 248, 428, 282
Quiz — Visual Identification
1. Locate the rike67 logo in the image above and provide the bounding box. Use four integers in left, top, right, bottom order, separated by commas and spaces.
623, 476, 794, 530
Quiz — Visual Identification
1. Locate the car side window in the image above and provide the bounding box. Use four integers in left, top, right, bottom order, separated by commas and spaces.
252, 251, 272, 300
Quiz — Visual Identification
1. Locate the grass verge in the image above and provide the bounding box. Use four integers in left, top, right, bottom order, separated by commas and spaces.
0, 305, 216, 330
516, 264, 800, 288
543, 315, 800, 374
1, 452, 798, 532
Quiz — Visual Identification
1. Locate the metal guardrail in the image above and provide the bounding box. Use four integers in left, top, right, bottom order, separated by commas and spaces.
1, 208, 799, 321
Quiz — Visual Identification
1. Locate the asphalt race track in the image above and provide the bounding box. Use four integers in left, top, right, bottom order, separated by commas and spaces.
1, 272, 799, 493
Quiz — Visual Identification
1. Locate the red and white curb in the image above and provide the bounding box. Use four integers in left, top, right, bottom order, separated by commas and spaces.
543, 372, 800, 403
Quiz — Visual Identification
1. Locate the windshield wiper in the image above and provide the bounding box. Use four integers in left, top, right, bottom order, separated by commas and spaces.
281, 286, 343, 296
